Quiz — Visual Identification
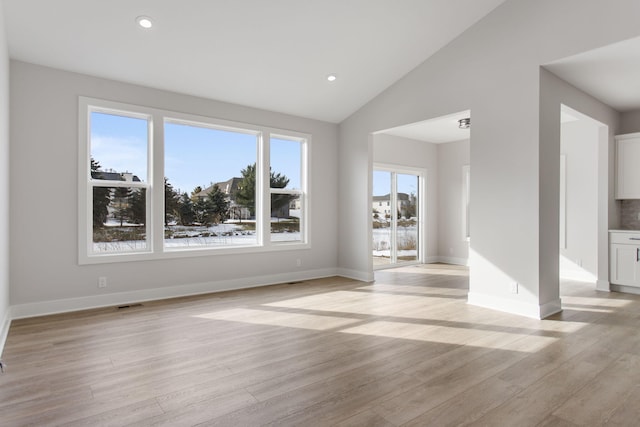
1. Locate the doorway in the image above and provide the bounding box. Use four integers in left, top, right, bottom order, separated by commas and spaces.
559, 105, 608, 288
372, 165, 422, 268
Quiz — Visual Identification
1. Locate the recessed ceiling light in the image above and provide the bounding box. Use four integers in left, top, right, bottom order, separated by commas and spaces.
327, 74, 337, 82
136, 16, 153, 29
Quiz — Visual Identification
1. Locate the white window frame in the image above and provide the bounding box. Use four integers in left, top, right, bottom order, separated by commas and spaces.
78, 97, 310, 265
267, 133, 308, 244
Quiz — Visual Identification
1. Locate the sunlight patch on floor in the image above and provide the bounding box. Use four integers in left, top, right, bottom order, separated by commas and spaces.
356, 283, 465, 296
561, 295, 634, 308
339, 321, 557, 352
194, 308, 359, 331
264, 290, 459, 317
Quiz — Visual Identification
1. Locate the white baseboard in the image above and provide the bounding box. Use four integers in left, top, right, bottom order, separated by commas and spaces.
610, 284, 640, 295
0, 306, 11, 357
434, 256, 469, 266
596, 280, 610, 292
468, 292, 562, 319
10, 268, 339, 320
336, 268, 374, 282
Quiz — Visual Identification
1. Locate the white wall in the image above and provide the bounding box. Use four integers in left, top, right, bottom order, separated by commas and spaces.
9, 61, 339, 317
437, 140, 470, 265
373, 134, 438, 262
0, 1, 11, 351
338, 0, 639, 318
560, 119, 599, 282
621, 109, 640, 134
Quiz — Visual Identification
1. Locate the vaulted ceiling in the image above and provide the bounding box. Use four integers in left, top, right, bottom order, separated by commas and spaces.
3, 0, 508, 123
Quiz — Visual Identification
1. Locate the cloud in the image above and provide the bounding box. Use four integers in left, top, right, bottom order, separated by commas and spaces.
91, 135, 147, 180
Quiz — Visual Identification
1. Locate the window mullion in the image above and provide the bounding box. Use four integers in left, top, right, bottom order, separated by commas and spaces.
301, 139, 309, 244
391, 172, 398, 264
152, 114, 164, 253
260, 132, 271, 247
90, 180, 148, 188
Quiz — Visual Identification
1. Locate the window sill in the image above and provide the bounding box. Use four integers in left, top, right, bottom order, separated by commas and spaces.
79, 242, 311, 265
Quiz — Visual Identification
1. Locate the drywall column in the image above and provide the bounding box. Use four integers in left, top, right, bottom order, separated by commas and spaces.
466, 63, 554, 318
0, 1, 11, 350
538, 75, 562, 316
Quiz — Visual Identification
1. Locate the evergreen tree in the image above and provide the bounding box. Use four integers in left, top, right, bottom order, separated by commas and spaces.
91, 158, 111, 228
193, 197, 214, 227
235, 164, 257, 216
129, 188, 146, 224
235, 163, 290, 218
178, 192, 195, 225
164, 178, 180, 226
208, 184, 230, 224
113, 187, 132, 226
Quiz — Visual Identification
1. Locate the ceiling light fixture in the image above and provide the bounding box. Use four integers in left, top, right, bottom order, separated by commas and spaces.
136, 16, 153, 29
327, 74, 337, 82
458, 118, 471, 129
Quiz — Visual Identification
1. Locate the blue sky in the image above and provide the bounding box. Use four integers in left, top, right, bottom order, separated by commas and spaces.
91, 112, 301, 194
373, 170, 418, 197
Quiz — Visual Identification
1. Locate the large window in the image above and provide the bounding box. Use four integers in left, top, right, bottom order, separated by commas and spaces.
79, 97, 310, 264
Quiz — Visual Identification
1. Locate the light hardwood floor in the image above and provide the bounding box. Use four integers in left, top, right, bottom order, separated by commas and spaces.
1, 263, 640, 426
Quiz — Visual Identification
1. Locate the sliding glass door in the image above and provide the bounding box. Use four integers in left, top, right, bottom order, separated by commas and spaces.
372, 167, 421, 268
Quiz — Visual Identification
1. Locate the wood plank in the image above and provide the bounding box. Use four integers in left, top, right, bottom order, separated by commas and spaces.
1, 265, 639, 426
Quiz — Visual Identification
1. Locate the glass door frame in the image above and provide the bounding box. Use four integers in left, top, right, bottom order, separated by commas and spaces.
372, 163, 426, 270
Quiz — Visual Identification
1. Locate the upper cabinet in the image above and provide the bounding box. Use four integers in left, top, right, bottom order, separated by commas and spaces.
616, 133, 640, 199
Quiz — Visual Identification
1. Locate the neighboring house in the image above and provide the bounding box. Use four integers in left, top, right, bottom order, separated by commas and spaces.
195, 177, 293, 220
91, 170, 141, 182
194, 178, 251, 220
372, 192, 411, 219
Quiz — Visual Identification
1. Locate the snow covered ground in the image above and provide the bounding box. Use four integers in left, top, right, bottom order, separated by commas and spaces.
372, 226, 417, 259
93, 221, 300, 252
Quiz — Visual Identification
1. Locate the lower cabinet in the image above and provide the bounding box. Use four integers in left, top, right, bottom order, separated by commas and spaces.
610, 232, 640, 288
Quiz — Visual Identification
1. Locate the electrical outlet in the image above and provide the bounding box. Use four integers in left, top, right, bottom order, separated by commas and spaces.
510, 282, 519, 294
98, 277, 107, 288
296, 258, 302, 267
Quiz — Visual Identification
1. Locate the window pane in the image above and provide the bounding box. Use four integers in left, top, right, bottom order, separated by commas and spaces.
92, 186, 148, 253
164, 122, 258, 249
270, 193, 301, 242
396, 173, 418, 263
270, 137, 301, 190
372, 170, 392, 265
90, 112, 148, 182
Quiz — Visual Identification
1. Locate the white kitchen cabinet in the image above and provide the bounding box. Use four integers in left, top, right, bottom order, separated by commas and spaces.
615, 133, 640, 199
610, 231, 640, 287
